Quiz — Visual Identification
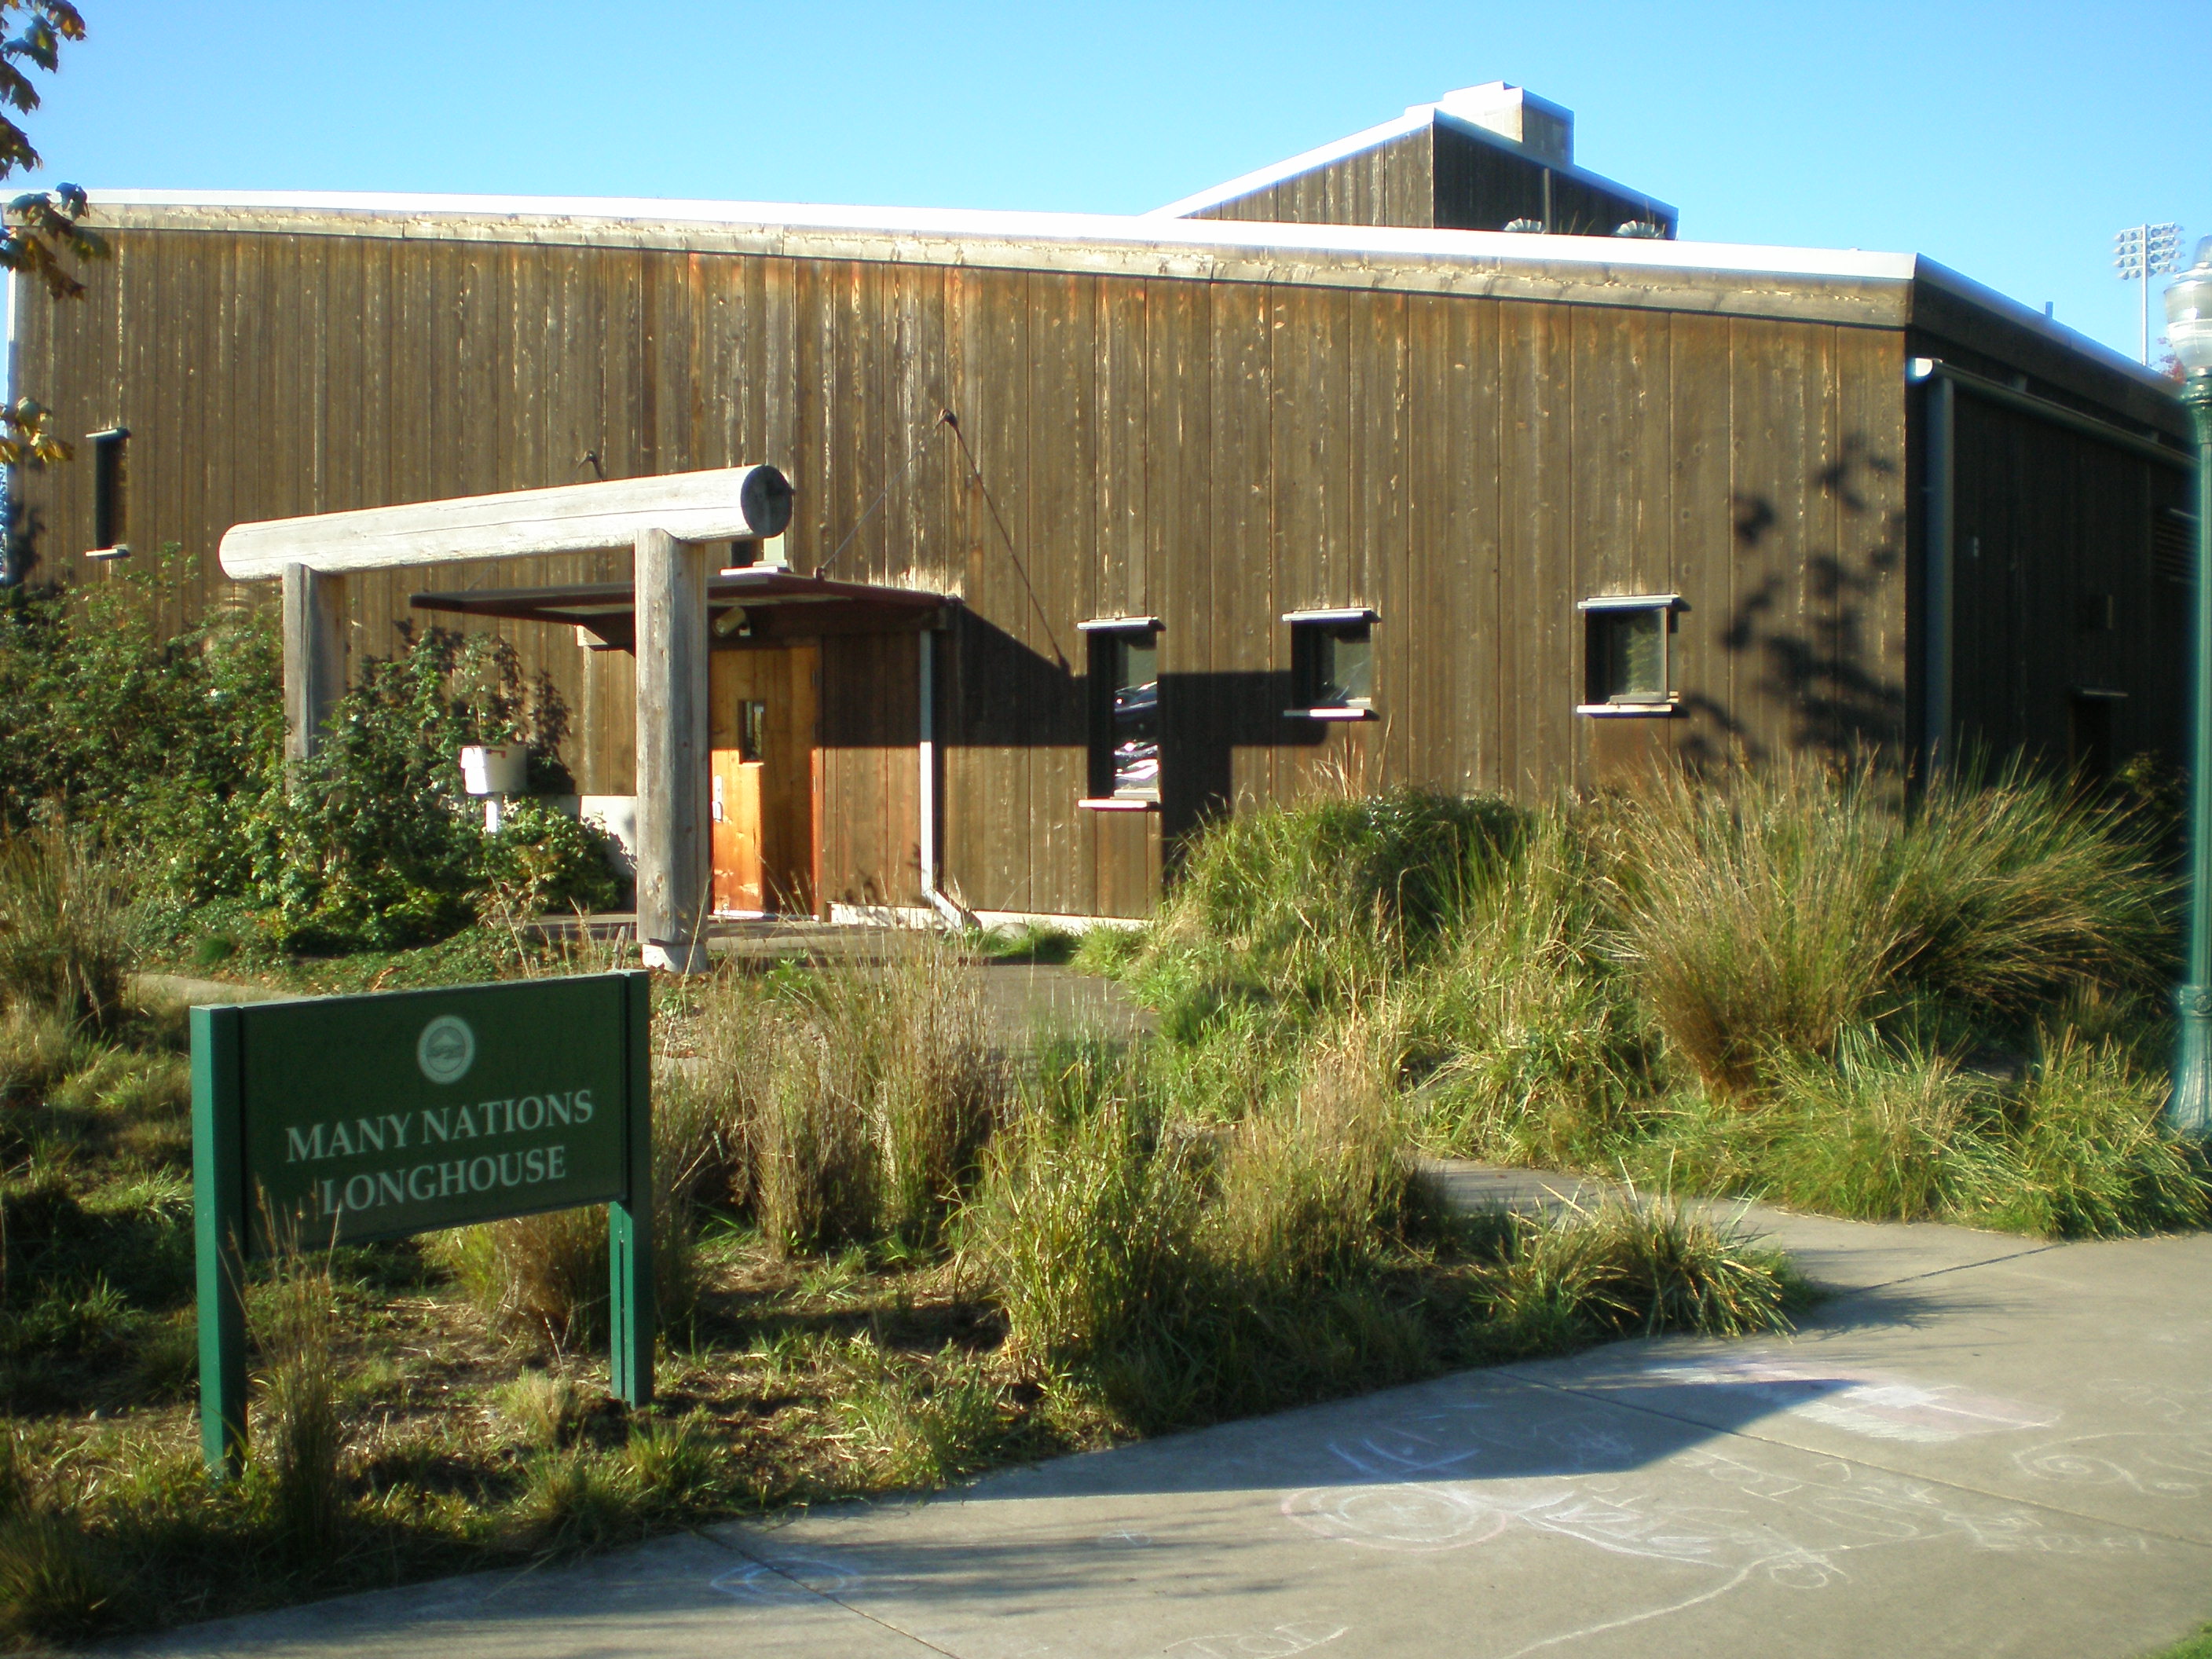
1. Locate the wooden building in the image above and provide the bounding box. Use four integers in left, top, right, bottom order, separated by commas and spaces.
5, 86, 2195, 924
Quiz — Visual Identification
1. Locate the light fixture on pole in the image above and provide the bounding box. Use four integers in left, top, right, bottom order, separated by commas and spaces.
2119, 223, 2186, 365
2163, 235, 2212, 1139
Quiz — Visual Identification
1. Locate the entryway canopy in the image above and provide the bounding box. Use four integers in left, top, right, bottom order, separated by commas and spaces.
408, 568, 946, 651
218, 465, 817, 974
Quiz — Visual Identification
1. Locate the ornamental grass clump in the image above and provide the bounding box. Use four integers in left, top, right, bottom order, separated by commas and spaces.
690, 943, 1008, 1256
247, 1238, 346, 1560
1614, 755, 2170, 1101
1409, 808, 1649, 1166
1128, 784, 1523, 1033
430, 1084, 711, 1344
1206, 1018, 1422, 1294
959, 1058, 1205, 1379
1464, 1196, 1802, 1361
0, 825, 136, 1029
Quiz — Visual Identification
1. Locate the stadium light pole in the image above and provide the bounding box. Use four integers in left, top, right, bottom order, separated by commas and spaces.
2165, 237, 2212, 1138
2119, 224, 2186, 364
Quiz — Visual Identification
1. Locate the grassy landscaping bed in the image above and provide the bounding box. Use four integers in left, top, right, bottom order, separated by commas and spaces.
1097, 759, 2211, 1240
0, 906, 1804, 1649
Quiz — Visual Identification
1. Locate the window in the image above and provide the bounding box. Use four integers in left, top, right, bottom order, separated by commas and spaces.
1284, 608, 1378, 720
735, 698, 767, 764
1079, 617, 1161, 808
2070, 687, 2126, 781
1579, 595, 1683, 713
89, 427, 129, 559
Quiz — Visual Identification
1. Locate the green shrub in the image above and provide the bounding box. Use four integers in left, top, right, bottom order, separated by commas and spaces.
0, 558, 616, 954
262, 628, 614, 952
0, 553, 281, 901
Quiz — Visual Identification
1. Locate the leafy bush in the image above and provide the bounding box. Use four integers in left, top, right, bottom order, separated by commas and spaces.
0, 554, 280, 902
0, 555, 615, 953
261, 628, 613, 951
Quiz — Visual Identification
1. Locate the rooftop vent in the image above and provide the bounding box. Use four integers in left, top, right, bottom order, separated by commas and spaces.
1428, 82, 1573, 167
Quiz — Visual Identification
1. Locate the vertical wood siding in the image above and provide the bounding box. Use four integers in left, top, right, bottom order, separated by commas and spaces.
13, 229, 1938, 916
1189, 123, 1674, 237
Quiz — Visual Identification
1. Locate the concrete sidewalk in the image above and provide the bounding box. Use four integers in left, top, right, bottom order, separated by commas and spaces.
119, 1178, 2212, 1659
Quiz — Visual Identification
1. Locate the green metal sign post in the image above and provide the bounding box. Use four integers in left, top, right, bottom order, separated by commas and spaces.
192, 971, 653, 1475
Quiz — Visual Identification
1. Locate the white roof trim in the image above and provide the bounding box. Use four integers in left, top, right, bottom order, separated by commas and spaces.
1143, 104, 1676, 224
75, 189, 2173, 396
1145, 108, 1430, 222
85, 188, 1903, 282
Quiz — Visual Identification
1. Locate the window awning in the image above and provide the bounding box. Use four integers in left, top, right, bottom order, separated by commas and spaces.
408, 568, 947, 651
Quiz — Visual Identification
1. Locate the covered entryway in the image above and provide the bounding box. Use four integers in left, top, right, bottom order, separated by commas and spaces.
409, 566, 946, 925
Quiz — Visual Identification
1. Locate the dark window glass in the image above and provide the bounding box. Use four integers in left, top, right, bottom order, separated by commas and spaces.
1111, 635, 1159, 797
92, 430, 127, 552
736, 699, 767, 764
1586, 607, 1668, 704
1318, 625, 1372, 705
1090, 628, 1159, 800
1291, 619, 1374, 710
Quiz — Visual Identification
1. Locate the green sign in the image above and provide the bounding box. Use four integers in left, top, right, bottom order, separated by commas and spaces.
192, 972, 653, 1475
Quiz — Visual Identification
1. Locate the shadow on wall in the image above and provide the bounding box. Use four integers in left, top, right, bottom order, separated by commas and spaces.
1682, 434, 1908, 767
940, 608, 1322, 849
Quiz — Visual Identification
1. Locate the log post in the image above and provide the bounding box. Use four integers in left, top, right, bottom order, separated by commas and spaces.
280, 563, 348, 768
633, 527, 711, 973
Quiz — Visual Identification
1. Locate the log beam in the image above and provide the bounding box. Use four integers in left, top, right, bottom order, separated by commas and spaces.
280, 563, 348, 767
632, 528, 711, 973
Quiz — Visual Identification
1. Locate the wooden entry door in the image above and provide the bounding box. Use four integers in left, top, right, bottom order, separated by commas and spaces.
709, 643, 819, 914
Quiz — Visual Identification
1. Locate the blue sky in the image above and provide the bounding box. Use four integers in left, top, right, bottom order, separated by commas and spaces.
15, 0, 2210, 365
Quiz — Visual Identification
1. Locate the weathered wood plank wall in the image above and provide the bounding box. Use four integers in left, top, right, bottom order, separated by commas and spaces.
10, 222, 2095, 922
1946, 393, 2189, 768
1188, 123, 1674, 236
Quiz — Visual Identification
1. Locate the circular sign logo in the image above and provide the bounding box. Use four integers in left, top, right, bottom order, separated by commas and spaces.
416, 1015, 477, 1085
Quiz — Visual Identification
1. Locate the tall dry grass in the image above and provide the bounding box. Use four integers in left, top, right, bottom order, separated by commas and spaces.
0, 826, 136, 1028
250, 1243, 345, 1556
691, 941, 1009, 1255
1615, 756, 2169, 1099
430, 1082, 713, 1345
1117, 768, 2200, 1240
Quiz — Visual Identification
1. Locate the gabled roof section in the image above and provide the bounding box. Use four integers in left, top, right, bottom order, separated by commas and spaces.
1146, 86, 1676, 229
